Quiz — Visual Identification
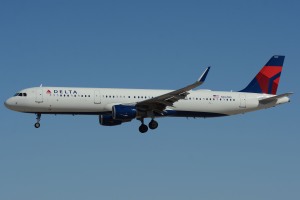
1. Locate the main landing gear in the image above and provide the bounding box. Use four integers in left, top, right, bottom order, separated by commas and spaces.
149, 119, 158, 130
34, 113, 41, 128
138, 119, 158, 133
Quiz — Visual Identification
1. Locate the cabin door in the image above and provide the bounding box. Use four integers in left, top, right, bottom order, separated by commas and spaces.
239, 94, 246, 108
35, 88, 43, 103
94, 91, 101, 104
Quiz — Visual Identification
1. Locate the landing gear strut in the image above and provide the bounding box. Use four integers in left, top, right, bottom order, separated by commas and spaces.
138, 118, 148, 133
34, 113, 41, 128
149, 119, 158, 130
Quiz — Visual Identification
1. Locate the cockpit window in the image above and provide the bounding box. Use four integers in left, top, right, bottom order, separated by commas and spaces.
14, 92, 27, 97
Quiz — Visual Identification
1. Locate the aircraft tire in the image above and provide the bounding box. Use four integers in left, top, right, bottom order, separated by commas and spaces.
34, 123, 40, 128
149, 120, 158, 130
139, 124, 148, 133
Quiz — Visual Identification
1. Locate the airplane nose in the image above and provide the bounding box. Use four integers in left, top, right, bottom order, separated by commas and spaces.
4, 99, 9, 108
4, 98, 13, 109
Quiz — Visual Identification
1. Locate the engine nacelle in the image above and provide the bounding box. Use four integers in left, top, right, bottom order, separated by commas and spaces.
99, 115, 122, 126
112, 105, 137, 120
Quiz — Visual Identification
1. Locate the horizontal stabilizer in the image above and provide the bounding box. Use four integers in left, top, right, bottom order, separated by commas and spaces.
259, 92, 293, 104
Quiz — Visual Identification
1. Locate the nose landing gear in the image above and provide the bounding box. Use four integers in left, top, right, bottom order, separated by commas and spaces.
34, 113, 41, 128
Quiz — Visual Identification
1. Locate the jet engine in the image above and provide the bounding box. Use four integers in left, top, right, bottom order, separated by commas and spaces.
112, 105, 137, 120
99, 115, 122, 126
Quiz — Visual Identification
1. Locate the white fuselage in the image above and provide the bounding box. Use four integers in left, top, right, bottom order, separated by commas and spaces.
4, 87, 290, 118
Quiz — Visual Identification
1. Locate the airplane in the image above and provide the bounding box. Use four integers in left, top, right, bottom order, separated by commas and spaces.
4, 55, 292, 133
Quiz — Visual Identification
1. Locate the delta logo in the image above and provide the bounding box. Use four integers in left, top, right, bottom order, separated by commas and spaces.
46, 89, 78, 95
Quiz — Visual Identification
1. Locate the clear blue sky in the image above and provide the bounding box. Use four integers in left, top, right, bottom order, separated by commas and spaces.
1, 1, 299, 200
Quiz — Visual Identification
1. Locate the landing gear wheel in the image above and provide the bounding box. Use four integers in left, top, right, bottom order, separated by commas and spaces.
34, 122, 40, 128
149, 120, 158, 130
35, 113, 41, 128
139, 124, 148, 133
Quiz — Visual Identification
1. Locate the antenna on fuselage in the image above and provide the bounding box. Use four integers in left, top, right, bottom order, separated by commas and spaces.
39, 84, 43, 87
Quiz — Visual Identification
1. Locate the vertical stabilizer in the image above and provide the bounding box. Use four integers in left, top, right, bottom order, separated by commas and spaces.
240, 55, 285, 94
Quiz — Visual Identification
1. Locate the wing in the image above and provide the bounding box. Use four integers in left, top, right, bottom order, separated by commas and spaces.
136, 67, 210, 115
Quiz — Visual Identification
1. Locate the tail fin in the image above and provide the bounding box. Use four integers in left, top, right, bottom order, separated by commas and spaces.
240, 55, 285, 95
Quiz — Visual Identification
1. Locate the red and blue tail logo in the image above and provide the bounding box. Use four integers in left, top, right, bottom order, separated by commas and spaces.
240, 55, 285, 95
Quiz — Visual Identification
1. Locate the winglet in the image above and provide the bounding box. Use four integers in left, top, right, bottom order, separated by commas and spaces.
198, 66, 210, 83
